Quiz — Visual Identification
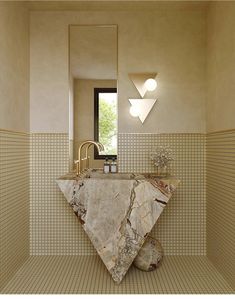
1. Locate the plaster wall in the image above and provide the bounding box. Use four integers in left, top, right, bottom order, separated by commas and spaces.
206, 2, 235, 132
0, 2, 29, 132
30, 7, 206, 133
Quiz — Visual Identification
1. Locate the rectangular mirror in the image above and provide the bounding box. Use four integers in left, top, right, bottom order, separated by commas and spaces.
69, 25, 118, 170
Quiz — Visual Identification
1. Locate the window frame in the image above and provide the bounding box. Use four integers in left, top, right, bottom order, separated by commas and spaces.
94, 87, 117, 160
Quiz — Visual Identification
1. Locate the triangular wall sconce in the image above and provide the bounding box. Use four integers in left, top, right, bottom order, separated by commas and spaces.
129, 73, 158, 98
129, 98, 157, 123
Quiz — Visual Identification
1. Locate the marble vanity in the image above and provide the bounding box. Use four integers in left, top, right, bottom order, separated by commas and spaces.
56, 169, 179, 283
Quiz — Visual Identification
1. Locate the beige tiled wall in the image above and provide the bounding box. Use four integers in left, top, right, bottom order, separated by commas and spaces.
207, 130, 235, 289
0, 130, 29, 290
30, 133, 96, 255
30, 133, 206, 256
3, 128, 232, 290
119, 133, 206, 255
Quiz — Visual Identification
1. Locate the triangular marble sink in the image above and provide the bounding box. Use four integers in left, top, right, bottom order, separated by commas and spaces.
56, 169, 179, 283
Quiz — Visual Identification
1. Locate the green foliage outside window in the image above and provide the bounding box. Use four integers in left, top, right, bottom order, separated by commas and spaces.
99, 97, 117, 155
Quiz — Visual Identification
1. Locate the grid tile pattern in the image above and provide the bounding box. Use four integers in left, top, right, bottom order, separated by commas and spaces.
207, 130, 235, 290
1, 256, 233, 294
30, 133, 206, 256
30, 133, 96, 255
118, 133, 206, 255
0, 130, 29, 290
2, 131, 233, 293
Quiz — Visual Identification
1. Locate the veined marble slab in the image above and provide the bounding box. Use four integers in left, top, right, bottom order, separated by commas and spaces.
56, 169, 179, 283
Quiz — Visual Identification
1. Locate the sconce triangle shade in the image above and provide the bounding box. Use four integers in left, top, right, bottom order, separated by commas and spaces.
129, 73, 158, 98
129, 98, 157, 123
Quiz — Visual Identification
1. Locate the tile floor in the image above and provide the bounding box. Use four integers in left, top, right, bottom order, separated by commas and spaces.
1, 256, 233, 294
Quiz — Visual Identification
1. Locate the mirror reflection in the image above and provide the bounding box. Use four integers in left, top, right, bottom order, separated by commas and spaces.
69, 25, 118, 169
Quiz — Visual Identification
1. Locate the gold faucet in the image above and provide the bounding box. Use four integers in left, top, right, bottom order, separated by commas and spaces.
74, 140, 104, 176
84, 142, 104, 169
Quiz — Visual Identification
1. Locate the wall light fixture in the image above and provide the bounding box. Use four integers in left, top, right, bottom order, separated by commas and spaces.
129, 73, 158, 98
128, 73, 158, 123
129, 98, 157, 123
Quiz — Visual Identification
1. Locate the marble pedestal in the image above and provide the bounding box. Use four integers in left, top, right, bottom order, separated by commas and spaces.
56, 169, 179, 283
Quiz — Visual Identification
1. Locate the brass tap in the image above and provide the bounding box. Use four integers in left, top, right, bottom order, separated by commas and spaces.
75, 140, 104, 176
84, 142, 104, 169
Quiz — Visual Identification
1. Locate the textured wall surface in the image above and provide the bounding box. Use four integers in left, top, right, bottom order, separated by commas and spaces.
0, 3, 29, 132
0, 130, 29, 290
30, 133, 206, 256
207, 130, 235, 289
30, 133, 96, 255
29, 4, 207, 257
206, 2, 235, 290
0, 2, 30, 290
119, 133, 206, 255
30, 6, 206, 133
206, 2, 235, 132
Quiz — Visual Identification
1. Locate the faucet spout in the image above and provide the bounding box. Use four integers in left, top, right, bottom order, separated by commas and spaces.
75, 140, 104, 176
84, 141, 105, 168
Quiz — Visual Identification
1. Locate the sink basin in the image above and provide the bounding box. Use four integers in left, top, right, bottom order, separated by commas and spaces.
56, 168, 180, 283
84, 170, 142, 180
59, 168, 169, 181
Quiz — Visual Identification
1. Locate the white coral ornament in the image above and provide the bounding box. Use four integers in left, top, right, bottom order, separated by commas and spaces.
150, 146, 174, 169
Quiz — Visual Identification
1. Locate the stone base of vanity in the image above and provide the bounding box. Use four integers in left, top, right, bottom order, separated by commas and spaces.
56, 169, 179, 283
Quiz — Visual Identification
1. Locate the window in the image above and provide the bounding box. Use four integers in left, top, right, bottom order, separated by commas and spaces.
94, 88, 117, 159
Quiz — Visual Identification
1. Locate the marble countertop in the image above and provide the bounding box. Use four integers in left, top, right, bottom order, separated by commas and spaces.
56, 169, 180, 283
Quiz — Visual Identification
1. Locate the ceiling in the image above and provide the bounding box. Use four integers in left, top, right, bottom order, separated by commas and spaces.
26, 1, 209, 11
